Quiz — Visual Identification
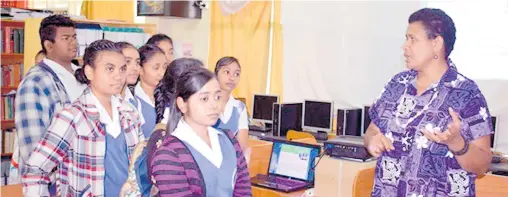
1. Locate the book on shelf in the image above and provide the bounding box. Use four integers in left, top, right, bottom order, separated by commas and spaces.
1, 26, 24, 54
1, 63, 23, 87
1, 128, 16, 155
1, 92, 16, 121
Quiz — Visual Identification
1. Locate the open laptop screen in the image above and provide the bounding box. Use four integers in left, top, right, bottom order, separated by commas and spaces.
268, 141, 320, 182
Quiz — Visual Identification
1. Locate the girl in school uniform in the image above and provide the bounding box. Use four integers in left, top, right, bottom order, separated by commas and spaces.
146, 34, 174, 63
213, 57, 249, 150
117, 42, 145, 124
135, 44, 168, 137
148, 66, 252, 197
154, 58, 204, 124
22, 40, 144, 197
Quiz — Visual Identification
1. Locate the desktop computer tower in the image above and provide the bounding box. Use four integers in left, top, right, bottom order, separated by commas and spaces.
336, 108, 363, 136
362, 105, 371, 133
272, 103, 303, 137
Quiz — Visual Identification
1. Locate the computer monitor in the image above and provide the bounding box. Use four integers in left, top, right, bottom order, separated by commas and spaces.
251, 94, 279, 124
268, 139, 321, 183
302, 100, 334, 133
491, 116, 499, 149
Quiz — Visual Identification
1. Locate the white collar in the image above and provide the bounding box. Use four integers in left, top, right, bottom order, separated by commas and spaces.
90, 91, 122, 138
134, 83, 154, 107
124, 87, 135, 102
124, 87, 145, 125
172, 119, 224, 168
221, 95, 237, 122
43, 58, 79, 74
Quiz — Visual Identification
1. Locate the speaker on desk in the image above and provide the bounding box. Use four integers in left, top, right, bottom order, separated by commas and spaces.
272, 103, 303, 137
336, 108, 362, 136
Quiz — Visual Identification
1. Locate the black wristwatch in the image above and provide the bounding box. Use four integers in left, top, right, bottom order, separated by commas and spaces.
451, 138, 470, 156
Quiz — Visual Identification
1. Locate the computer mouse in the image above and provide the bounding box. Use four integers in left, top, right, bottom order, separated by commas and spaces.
302, 188, 315, 197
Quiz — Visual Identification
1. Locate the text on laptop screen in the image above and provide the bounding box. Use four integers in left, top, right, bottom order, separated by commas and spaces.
268, 142, 320, 181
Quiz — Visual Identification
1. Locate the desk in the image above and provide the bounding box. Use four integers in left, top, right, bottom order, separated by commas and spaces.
252, 185, 306, 197
490, 163, 508, 172
0, 184, 22, 197
314, 156, 376, 197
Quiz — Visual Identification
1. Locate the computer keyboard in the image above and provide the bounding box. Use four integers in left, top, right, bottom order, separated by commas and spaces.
249, 125, 271, 132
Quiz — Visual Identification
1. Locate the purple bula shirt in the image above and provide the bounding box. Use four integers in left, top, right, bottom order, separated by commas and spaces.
369, 60, 494, 197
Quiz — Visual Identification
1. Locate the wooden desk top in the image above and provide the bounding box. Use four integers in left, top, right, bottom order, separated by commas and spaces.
0, 184, 22, 197
252, 185, 306, 197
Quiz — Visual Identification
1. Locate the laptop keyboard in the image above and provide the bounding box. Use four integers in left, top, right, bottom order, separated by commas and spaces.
255, 174, 307, 188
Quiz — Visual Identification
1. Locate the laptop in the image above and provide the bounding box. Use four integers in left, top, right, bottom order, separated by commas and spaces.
251, 139, 321, 193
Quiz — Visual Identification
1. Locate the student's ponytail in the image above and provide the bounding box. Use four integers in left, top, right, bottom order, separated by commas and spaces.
154, 73, 175, 123
74, 67, 88, 84
154, 58, 205, 124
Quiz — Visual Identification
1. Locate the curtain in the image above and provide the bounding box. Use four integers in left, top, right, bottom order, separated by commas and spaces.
208, 1, 272, 112
81, 0, 134, 23
269, 0, 283, 100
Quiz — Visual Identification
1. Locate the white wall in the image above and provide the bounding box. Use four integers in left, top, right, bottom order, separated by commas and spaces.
145, 10, 211, 65
282, 1, 508, 152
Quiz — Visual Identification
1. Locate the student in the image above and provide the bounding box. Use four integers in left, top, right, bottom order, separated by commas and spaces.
117, 42, 142, 106
154, 58, 204, 124
135, 44, 167, 137
22, 40, 145, 196
213, 57, 249, 150
8, 48, 50, 184
148, 66, 252, 197
15, 15, 86, 193
118, 58, 206, 197
146, 34, 174, 63
34, 50, 45, 64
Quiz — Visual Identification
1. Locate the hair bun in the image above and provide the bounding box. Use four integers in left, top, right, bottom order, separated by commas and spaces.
74, 67, 89, 84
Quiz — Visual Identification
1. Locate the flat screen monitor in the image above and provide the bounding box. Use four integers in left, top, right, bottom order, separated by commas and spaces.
491, 116, 499, 149
302, 100, 334, 133
251, 94, 279, 124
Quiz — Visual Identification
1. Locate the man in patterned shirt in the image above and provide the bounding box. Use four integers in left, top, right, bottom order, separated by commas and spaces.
364, 8, 493, 197
14, 15, 86, 193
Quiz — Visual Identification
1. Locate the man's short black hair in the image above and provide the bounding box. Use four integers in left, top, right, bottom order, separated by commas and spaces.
39, 15, 76, 54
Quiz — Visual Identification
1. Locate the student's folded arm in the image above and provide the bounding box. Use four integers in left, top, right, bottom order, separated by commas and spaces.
150, 147, 193, 197
15, 79, 54, 165
237, 107, 250, 150
232, 135, 253, 197
22, 109, 75, 196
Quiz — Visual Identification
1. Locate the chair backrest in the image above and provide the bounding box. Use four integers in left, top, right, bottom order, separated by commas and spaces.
352, 167, 375, 197
286, 130, 317, 144
475, 173, 508, 197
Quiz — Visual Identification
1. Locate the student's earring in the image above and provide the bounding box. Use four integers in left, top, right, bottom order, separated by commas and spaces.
434, 55, 438, 59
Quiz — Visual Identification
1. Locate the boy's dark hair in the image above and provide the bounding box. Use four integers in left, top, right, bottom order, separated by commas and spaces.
39, 15, 76, 54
